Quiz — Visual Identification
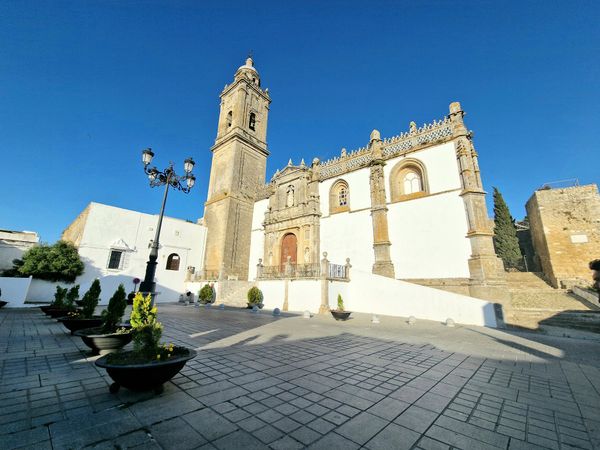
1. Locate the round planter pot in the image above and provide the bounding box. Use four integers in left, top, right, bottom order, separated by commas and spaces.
331, 310, 352, 321
46, 308, 75, 319
95, 348, 197, 394
0, 301, 7, 309
74, 326, 133, 355
57, 316, 103, 334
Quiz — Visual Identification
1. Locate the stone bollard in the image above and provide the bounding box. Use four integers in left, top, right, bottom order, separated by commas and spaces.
445, 318, 455, 327
219, 303, 225, 310
273, 308, 281, 316
407, 316, 416, 325
303, 310, 311, 319
252, 305, 259, 314
371, 315, 380, 324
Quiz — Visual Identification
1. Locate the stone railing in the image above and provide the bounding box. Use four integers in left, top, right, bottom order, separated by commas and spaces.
256, 253, 351, 281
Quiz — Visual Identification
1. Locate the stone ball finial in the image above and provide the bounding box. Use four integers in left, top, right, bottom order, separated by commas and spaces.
312, 157, 320, 166
409, 121, 417, 133
370, 129, 381, 142
258, 258, 263, 264
341, 147, 347, 157
322, 251, 328, 258
449, 102, 462, 114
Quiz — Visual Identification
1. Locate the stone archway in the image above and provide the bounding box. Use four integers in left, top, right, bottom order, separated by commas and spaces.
280, 233, 297, 271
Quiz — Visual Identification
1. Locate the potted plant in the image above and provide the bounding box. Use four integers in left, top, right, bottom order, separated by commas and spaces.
42, 286, 76, 318
247, 286, 264, 309
58, 279, 103, 333
198, 284, 215, 305
95, 293, 197, 394
330, 294, 351, 321
74, 284, 133, 355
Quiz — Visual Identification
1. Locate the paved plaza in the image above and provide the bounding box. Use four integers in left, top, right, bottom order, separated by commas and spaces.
1, 305, 600, 450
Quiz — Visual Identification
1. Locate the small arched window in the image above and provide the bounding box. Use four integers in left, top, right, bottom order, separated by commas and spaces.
403, 171, 422, 194
227, 111, 232, 128
249, 112, 256, 131
390, 159, 428, 202
329, 180, 350, 214
166, 253, 180, 271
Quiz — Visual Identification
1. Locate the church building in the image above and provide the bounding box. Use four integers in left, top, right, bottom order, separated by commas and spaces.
201, 58, 506, 304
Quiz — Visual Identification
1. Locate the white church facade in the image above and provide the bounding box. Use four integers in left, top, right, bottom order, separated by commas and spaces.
200, 58, 506, 305
51, 58, 505, 327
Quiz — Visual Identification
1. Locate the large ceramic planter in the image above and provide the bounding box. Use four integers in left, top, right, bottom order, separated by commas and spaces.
58, 316, 103, 334
95, 348, 197, 394
331, 310, 352, 321
0, 301, 7, 309
74, 327, 133, 355
46, 308, 76, 319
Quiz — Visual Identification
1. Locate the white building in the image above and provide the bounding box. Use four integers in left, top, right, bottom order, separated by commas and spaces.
58, 202, 207, 304
0, 229, 39, 272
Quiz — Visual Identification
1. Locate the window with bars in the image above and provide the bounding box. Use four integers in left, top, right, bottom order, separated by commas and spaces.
107, 250, 123, 270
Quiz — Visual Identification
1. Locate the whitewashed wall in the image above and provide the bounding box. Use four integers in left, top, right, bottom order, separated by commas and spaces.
317, 142, 471, 278
0, 276, 33, 307
345, 269, 496, 327
248, 199, 268, 280
255, 273, 496, 327
257, 279, 321, 313
38, 202, 208, 305
387, 192, 471, 278
320, 209, 374, 272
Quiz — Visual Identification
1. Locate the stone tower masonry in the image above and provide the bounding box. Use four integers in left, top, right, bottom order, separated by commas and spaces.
203, 58, 271, 280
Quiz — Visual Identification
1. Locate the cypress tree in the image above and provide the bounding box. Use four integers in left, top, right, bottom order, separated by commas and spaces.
492, 187, 523, 270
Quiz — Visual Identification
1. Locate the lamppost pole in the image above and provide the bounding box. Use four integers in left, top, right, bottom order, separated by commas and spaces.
138, 149, 196, 304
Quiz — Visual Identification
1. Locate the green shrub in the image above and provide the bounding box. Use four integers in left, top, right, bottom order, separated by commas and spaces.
81, 279, 101, 318
130, 293, 162, 356
247, 286, 263, 307
18, 241, 84, 282
337, 294, 344, 312
64, 285, 80, 311
101, 284, 127, 332
52, 286, 68, 308
198, 284, 215, 304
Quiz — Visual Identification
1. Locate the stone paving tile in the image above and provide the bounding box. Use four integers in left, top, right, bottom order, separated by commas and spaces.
2, 305, 600, 449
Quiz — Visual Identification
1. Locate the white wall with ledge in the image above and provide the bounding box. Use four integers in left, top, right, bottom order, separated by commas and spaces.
248, 199, 268, 280
26, 202, 207, 305
345, 269, 496, 327
387, 191, 471, 279
0, 276, 33, 307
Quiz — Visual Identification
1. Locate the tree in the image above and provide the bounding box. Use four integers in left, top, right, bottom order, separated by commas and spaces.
17, 241, 84, 282
492, 187, 523, 269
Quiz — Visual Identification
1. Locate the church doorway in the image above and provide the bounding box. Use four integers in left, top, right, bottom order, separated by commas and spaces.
280, 233, 297, 271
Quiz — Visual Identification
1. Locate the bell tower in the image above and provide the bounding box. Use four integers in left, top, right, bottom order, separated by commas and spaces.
203, 58, 271, 280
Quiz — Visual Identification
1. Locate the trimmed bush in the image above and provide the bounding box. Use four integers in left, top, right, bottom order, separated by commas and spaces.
198, 284, 215, 304
81, 279, 101, 318
247, 286, 263, 307
64, 285, 80, 311
52, 286, 68, 308
337, 294, 344, 312
101, 284, 128, 332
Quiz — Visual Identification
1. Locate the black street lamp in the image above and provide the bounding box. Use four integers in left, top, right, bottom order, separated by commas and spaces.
139, 148, 196, 303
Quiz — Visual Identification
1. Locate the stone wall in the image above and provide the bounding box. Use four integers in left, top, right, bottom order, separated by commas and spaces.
526, 184, 600, 288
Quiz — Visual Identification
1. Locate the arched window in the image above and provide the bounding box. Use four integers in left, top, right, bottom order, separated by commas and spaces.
166, 253, 180, 271
226, 111, 232, 128
390, 159, 428, 202
329, 180, 350, 214
403, 171, 422, 194
249, 112, 256, 131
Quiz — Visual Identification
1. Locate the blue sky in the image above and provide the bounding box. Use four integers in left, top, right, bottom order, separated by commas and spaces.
1, 0, 598, 243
